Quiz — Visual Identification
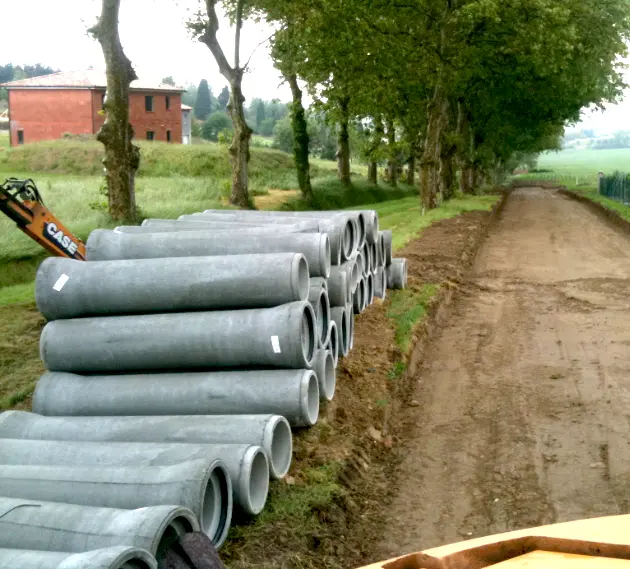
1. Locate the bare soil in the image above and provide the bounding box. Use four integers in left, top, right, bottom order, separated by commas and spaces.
377, 187, 630, 560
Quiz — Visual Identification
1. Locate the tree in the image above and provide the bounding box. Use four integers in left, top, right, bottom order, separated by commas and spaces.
89, 0, 139, 223
255, 100, 266, 129
272, 115, 293, 153
189, 1, 253, 208
202, 111, 233, 141
161, 76, 176, 86
194, 79, 213, 120
258, 117, 276, 137
182, 83, 198, 107
217, 86, 230, 110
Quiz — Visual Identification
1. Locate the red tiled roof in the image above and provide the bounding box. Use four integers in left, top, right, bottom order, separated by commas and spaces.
1, 69, 185, 92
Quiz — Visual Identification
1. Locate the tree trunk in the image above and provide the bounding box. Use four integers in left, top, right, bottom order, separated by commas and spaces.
89, 0, 139, 223
337, 98, 351, 186
420, 86, 443, 210
287, 73, 313, 203
385, 119, 397, 187
227, 77, 252, 208
197, 0, 251, 208
407, 154, 416, 185
367, 115, 383, 185
440, 153, 456, 200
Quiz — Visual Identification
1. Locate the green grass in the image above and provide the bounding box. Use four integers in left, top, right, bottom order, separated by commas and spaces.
387, 284, 439, 353
373, 193, 500, 250
0, 282, 35, 307
251, 135, 274, 148
0, 131, 8, 149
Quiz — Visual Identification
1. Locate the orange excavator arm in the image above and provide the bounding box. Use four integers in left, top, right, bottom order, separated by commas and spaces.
0, 178, 86, 260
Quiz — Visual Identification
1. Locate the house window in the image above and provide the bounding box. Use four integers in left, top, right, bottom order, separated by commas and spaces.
165, 95, 170, 110
145, 95, 154, 112
17, 130, 24, 145
166, 130, 172, 142
146, 131, 155, 141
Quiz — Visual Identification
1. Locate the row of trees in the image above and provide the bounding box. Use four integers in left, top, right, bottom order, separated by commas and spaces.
90, 0, 630, 219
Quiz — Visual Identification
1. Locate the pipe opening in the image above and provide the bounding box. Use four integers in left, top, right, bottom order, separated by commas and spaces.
318, 292, 330, 346
343, 222, 354, 260
120, 562, 152, 569
155, 515, 195, 564
301, 306, 316, 366
203, 464, 231, 548
320, 235, 332, 276
367, 274, 374, 306
323, 351, 336, 400
356, 214, 366, 249
247, 448, 270, 514
270, 417, 293, 479
293, 255, 310, 301
302, 371, 320, 426
350, 262, 360, 292
329, 321, 339, 367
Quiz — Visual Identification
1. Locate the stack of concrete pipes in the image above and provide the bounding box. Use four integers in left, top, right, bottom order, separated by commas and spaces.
0, 207, 407, 564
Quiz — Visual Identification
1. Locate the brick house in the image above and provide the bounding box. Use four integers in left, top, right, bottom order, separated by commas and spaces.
1, 69, 187, 146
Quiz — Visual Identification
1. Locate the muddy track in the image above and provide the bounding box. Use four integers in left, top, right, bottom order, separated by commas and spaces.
378, 187, 630, 559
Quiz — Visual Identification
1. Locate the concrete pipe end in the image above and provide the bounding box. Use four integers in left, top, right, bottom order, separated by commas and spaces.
367, 211, 379, 244
153, 506, 199, 564
201, 460, 233, 549
328, 320, 339, 368
350, 262, 360, 293
354, 213, 367, 250
291, 254, 310, 302
300, 370, 320, 427
322, 350, 336, 401
59, 547, 158, 569
263, 415, 293, 480
239, 446, 270, 515
301, 302, 317, 367
318, 290, 331, 347
366, 274, 374, 306
342, 220, 356, 261
319, 234, 333, 277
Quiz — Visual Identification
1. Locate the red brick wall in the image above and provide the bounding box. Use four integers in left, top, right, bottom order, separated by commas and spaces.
129, 92, 182, 143
8, 89, 94, 146
8, 89, 182, 146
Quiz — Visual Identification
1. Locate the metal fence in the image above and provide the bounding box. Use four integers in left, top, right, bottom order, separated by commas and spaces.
598, 171, 630, 205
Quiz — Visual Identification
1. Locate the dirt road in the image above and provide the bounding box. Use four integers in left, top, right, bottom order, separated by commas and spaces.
379, 187, 630, 558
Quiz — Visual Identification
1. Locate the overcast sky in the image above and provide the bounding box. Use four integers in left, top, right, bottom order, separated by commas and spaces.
1, 0, 291, 102
1, 0, 629, 133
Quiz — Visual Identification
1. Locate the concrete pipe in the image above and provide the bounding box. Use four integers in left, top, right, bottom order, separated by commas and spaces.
86, 229, 332, 278
330, 307, 349, 357
196, 210, 356, 261
374, 267, 387, 300
326, 266, 348, 306
353, 210, 379, 244
0, 547, 157, 569
308, 285, 331, 348
353, 279, 365, 315
40, 301, 316, 373
377, 232, 387, 268
350, 251, 365, 280
0, 412, 292, 480
328, 320, 339, 367
308, 349, 336, 401
362, 277, 370, 310
182, 213, 351, 264
386, 258, 408, 289
0, 459, 230, 546
381, 230, 393, 266
35, 253, 310, 320
366, 273, 374, 306
0, 439, 267, 516
361, 242, 372, 276
310, 276, 328, 291
33, 370, 320, 428
346, 303, 355, 351
0, 497, 197, 559
370, 242, 378, 274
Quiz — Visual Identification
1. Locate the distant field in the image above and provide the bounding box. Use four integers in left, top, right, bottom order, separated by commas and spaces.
533, 148, 630, 186
0, 131, 8, 149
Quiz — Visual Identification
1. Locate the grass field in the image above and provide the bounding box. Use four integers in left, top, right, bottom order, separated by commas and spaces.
0, 131, 8, 149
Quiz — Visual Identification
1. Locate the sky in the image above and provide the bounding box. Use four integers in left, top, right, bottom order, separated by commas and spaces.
1, 0, 292, 102
1, 0, 629, 133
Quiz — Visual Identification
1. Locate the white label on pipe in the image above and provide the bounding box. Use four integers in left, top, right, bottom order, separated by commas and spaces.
271, 335, 281, 354
53, 274, 69, 292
